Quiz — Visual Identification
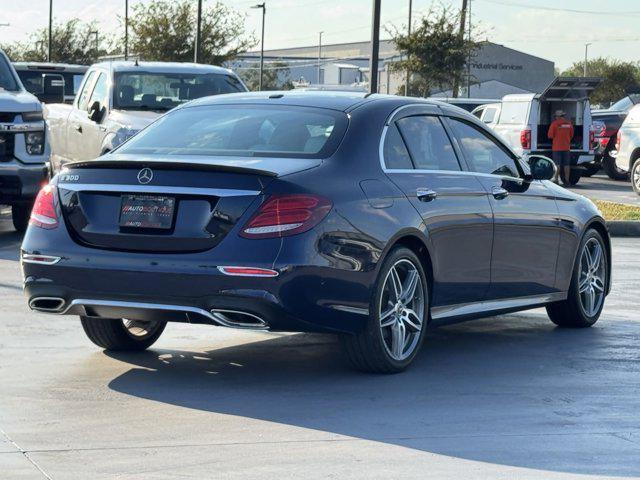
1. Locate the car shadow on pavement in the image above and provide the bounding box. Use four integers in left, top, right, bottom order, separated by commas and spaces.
106, 314, 640, 477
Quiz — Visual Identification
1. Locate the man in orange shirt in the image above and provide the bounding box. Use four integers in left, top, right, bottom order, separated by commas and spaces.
548, 109, 574, 184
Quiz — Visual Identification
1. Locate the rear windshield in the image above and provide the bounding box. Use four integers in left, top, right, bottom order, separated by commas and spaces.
117, 105, 348, 158
498, 101, 528, 124
17, 70, 84, 96
113, 72, 245, 112
0, 56, 19, 92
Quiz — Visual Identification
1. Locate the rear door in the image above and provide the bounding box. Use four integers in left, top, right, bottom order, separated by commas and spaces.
381, 106, 493, 307
445, 116, 561, 299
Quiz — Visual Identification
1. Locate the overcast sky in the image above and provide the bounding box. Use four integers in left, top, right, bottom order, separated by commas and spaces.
1, 0, 640, 69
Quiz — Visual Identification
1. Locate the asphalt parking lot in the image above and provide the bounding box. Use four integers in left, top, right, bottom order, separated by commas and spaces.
1, 212, 639, 479
568, 174, 638, 205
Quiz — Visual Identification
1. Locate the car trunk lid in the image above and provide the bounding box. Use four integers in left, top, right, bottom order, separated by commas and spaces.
57, 155, 320, 253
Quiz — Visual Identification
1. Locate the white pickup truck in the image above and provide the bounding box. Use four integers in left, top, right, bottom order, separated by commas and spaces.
492, 77, 602, 185
45, 61, 247, 173
0, 49, 54, 231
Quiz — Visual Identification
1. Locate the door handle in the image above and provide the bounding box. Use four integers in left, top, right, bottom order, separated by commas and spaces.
416, 188, 437, 202
491, 186, 509, 200
73, 124, 82, 133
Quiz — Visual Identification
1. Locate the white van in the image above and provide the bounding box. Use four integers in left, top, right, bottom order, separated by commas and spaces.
492, 77, 601, 185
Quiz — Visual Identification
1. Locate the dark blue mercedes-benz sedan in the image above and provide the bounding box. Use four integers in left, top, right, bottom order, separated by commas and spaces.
21, 92, 611, 373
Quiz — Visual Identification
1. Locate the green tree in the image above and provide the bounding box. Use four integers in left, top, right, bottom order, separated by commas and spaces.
389, 5, 478, 97
562, 57, 640, 106
128, 0, 254, 64
237, 61, 293, 91
1, 19, 112, 64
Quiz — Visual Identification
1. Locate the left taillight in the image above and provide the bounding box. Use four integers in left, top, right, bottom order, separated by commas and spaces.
240, 194, 332, 239
29, 184, 59, 229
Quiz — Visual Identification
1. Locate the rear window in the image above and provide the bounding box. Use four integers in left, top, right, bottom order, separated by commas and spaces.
498, 101, 528, 124
0, 56, 19, 92
17, 70, 85, 96
117, 105, 348, 158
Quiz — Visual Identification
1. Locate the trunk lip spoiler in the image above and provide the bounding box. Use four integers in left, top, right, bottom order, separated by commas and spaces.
63, 154, 323, 178
64, 159, 280, 177
56, 182, 261, 197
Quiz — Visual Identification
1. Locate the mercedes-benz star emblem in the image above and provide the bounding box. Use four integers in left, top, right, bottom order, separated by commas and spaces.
137, 168, 153, 184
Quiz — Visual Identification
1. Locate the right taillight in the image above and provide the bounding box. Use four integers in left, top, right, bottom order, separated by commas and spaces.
240, 194, 332, 239
29, 184, 59, 229
616, 131, 622, 151
520, 127, 531, 150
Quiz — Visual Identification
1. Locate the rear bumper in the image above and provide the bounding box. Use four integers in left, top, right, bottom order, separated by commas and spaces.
21, 250, 372, 335
530, 151, 594, 165
0, 160, 49, 205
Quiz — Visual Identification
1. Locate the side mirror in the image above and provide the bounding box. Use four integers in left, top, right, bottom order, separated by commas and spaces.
35, 74, 65, 104
527, 155, 556, 181
88, 100, 104, 123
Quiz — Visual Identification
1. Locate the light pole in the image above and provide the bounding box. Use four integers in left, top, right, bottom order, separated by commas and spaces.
90, 30, 99, 56
405, 0, 412, 96
251, 3, 266, 91
194, 0, 203, 63
48, 0, 53, 62
369, 0, 381, 94
584, 43, 592, 77
124, 0, 129, 60
317, 31, 323, 85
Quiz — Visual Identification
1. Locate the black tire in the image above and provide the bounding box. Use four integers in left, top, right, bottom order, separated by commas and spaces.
546, 229, 608, 328
581, 163, 600, 177
11, 204, 31, 233
631, 158, 640, 196
602, 153, 629, 181
561, 167, 581, 186
80, 317, 166, 351
342, 246, 429, 373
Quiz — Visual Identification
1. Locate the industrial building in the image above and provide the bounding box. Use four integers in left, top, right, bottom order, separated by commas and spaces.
232, 39, 555, 97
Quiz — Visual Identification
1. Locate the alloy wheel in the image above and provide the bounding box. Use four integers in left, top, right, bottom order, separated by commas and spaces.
578, 237, 606, 317
379, 259, 425, 361
634, 162, 640, 190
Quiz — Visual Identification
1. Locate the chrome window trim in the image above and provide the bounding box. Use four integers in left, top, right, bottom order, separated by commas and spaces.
378, 119, 524, 185
56, 183, 260, 197
378, 125, 524, 185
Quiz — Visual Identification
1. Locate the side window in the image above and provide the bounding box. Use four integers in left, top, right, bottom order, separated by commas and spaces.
77, 71, 96, 111
497, 101, 528, 125
87, 73, 108, 109
448, 118, 520, 178
396, 116, 461, 171
482, 107, 497, 124
383, 124, 413, 169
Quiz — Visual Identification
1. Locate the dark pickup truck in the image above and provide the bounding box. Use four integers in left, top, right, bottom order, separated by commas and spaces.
591, 94, 640, 180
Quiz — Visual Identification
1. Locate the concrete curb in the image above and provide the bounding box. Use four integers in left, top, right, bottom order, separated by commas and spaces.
608, 221, 640, 237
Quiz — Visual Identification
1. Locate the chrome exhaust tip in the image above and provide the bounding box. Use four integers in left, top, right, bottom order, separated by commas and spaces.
210, 309, 268, 329
29, 297, 66, 313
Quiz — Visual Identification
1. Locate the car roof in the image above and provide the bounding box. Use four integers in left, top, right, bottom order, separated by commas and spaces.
184, 91, 454, 112
91, 61, 235, 76
12, 62, 88, 73
501, 93, 537, 102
